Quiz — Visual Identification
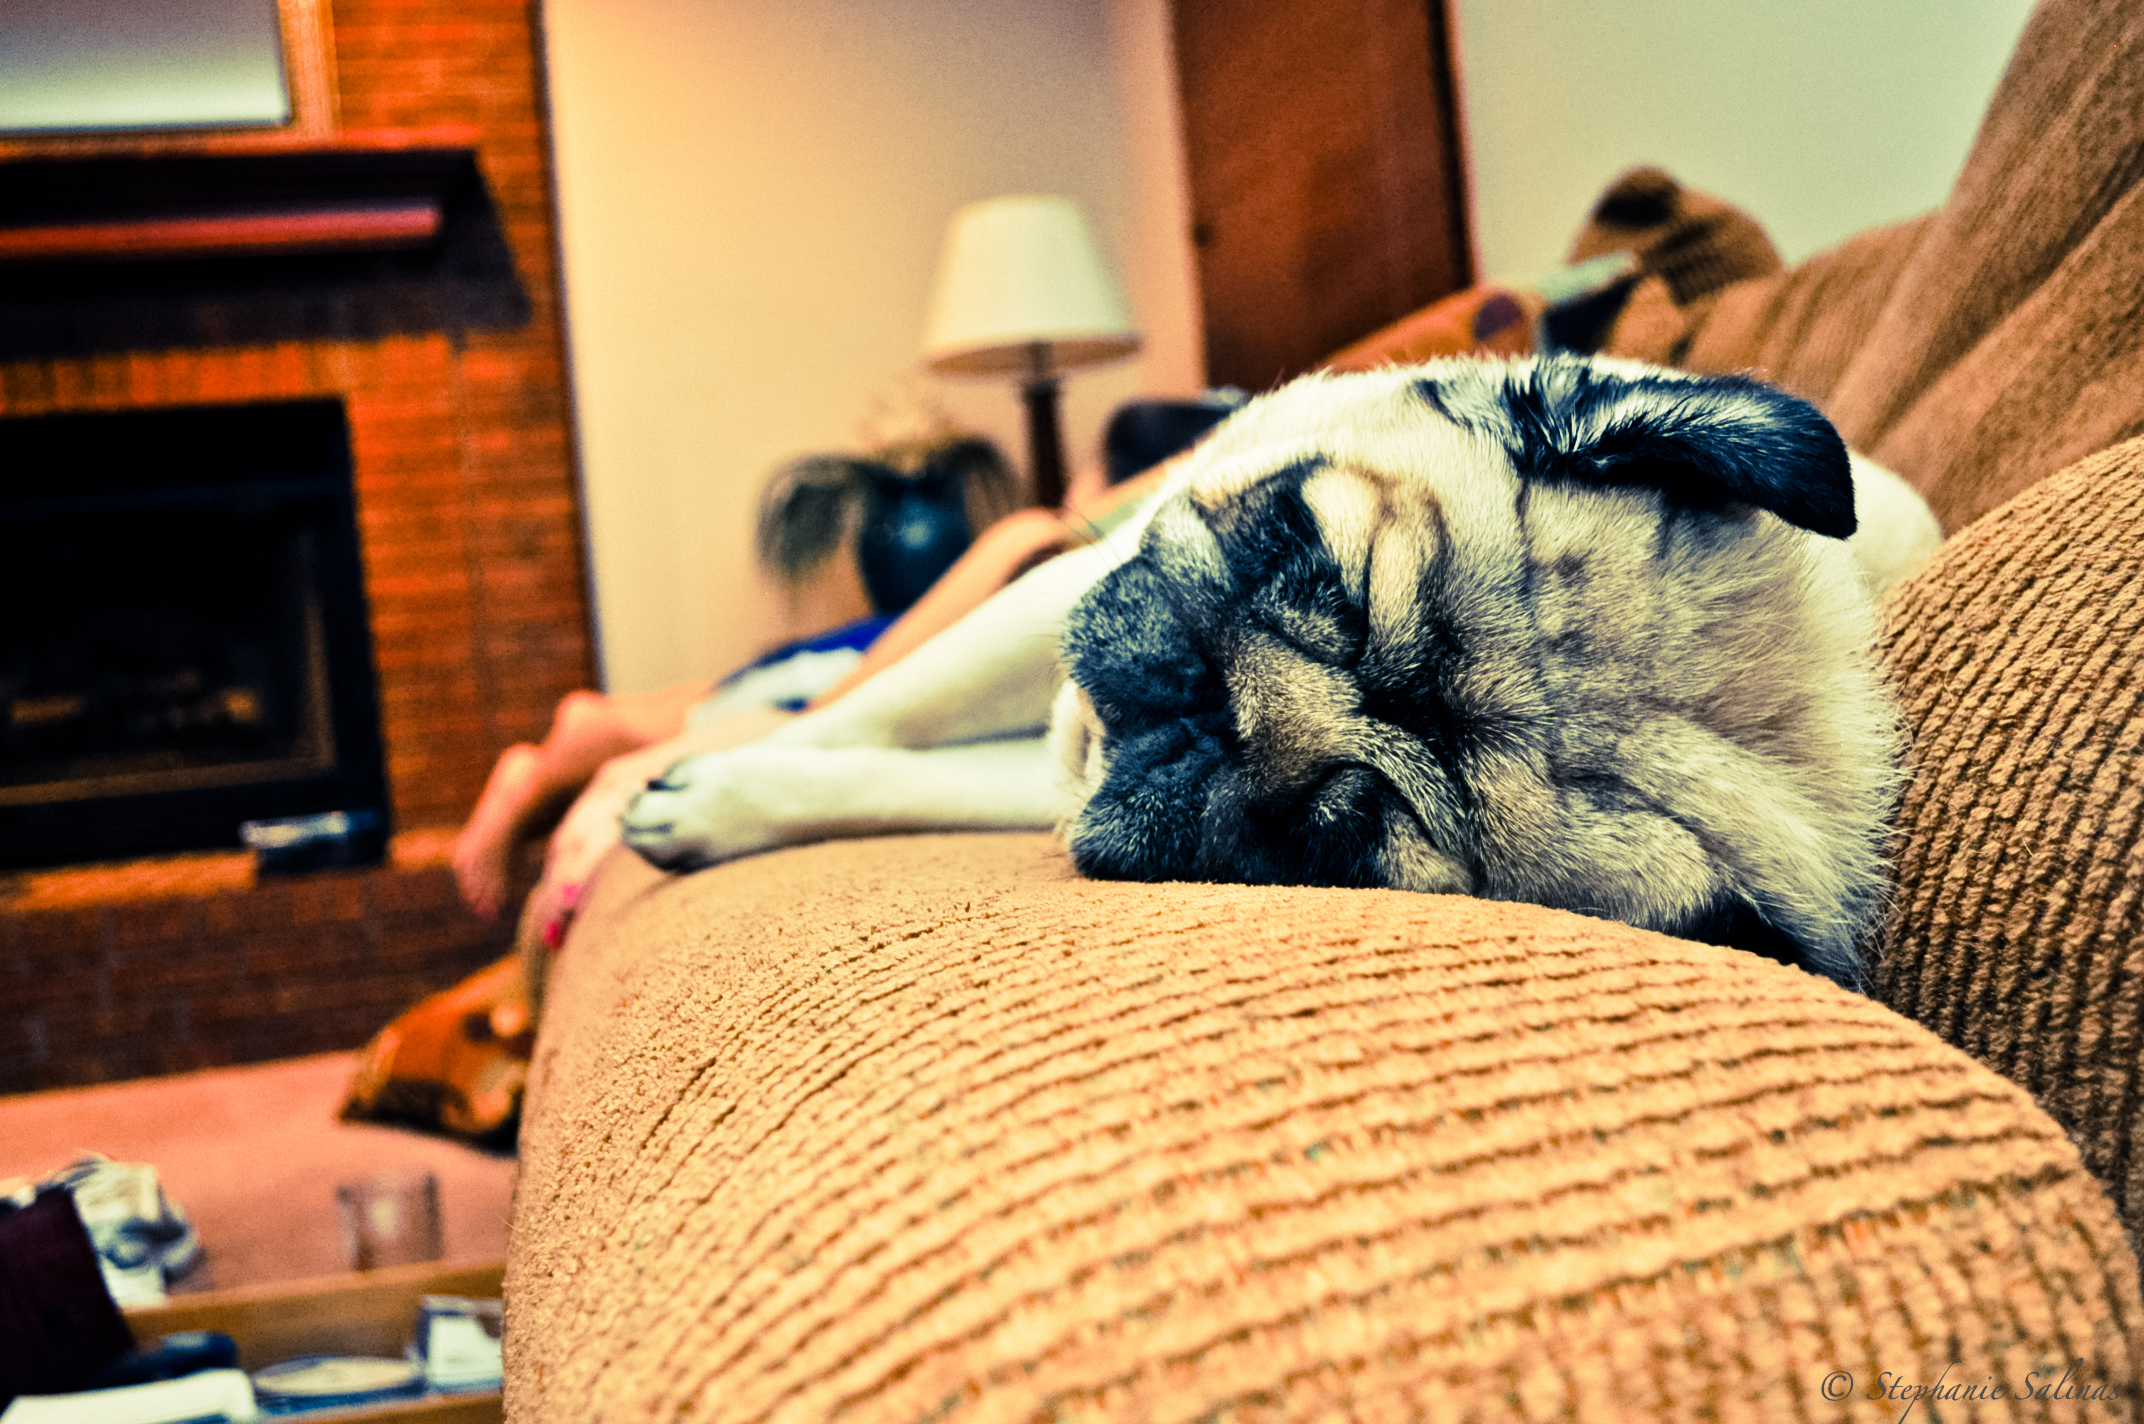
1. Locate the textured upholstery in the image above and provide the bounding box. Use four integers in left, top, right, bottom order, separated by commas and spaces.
1877, 436, 2144, 1244
1676, 217, 1931, 411
509, 836, 2143, 1421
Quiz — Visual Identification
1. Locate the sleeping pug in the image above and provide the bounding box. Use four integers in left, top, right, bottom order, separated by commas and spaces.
623, 355, 1941, 987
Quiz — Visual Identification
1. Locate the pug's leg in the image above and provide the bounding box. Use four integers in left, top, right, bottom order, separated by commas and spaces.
621, 737, 1063, 871
765, 530, 1142, 754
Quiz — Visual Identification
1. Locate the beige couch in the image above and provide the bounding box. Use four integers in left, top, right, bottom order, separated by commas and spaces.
506, 2, 2144, 1417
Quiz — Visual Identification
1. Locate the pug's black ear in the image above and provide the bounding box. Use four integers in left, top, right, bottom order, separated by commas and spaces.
1448, 357, 1856, 538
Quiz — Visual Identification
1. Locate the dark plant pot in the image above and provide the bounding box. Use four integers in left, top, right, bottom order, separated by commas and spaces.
856, 466, 972, 615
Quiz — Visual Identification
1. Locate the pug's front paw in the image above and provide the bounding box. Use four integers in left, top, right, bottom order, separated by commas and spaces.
620, 750, 780, 871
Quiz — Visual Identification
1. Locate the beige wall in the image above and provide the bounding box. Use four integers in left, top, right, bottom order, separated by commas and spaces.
544, 0, 1202, 694
1453, 0, 2038, 279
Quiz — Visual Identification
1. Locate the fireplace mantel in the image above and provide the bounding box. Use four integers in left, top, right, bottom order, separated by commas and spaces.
0, 3, 592, 1095
0, 131, 529, 359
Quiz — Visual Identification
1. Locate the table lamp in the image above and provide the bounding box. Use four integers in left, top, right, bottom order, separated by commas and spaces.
921, 195, 1139, 507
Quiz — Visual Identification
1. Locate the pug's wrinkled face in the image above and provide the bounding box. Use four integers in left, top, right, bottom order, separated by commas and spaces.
1054, 355, 1902, 987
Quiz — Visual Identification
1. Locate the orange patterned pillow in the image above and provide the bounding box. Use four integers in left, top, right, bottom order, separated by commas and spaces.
341, 954, 532, 1146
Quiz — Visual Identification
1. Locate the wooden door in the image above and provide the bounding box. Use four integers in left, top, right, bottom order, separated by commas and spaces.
1173, 0, 1473, 392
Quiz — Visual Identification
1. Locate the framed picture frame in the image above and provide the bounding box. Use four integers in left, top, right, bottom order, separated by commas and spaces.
0, 0, 338, 158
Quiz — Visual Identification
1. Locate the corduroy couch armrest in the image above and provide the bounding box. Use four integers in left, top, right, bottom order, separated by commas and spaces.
509, 833, 2142, 1422
1874, 435, 2144, 1251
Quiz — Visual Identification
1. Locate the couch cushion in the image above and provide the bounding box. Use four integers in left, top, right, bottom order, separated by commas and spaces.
1674, 216, 1930, 410
1877, 434, 2144, 1249
511, 834, 2141, 1421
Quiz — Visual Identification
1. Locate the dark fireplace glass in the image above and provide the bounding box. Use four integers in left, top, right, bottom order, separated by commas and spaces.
0, 400, 387, 868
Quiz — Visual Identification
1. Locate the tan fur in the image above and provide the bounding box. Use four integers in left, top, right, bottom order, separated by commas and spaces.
1059, 360, 1910, 979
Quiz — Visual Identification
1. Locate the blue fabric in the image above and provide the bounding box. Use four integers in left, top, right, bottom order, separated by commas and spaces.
715, 615, 892, 688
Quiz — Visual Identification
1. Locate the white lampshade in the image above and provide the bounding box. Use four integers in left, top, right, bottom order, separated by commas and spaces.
921, 195, 1140, 378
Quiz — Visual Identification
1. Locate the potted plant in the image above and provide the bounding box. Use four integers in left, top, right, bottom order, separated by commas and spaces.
755, 433, 1018, 615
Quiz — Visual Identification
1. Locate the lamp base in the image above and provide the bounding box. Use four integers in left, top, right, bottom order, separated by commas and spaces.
1020, 375, 1067, 509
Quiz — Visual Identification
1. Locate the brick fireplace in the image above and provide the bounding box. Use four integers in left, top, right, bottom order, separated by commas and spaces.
0, 1, 592, 1092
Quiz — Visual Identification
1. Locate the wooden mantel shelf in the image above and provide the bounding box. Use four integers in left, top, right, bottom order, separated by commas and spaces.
0, 202, 444, 263
0, 124, 485, 165
0, 134, 530, 358
0, 136, 487, 263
